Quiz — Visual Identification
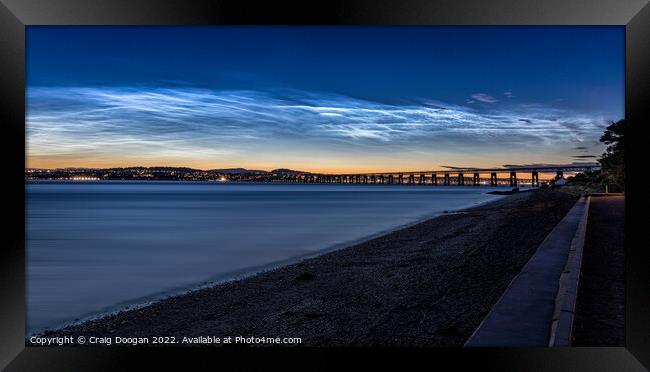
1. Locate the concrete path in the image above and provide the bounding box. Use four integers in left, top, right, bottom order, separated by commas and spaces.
573, 195, 625, 346
465, 196, 590, 347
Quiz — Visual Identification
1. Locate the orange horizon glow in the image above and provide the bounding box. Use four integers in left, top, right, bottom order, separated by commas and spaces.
25, 158, 581, 179
26, 146, 594, 174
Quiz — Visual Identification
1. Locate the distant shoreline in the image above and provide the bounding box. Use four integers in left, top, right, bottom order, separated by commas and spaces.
38, 189, 578, 346
24, 178, 555, 187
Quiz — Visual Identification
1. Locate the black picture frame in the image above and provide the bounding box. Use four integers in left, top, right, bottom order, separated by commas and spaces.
1, 0, 648, 370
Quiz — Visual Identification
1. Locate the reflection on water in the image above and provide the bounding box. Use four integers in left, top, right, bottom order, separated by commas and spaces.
27, 181, 505, 334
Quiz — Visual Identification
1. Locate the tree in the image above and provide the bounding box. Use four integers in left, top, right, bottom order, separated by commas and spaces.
599, 119, 625, 192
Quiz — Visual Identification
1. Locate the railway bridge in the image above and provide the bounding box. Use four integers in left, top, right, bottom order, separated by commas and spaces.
281, 164, 600, 187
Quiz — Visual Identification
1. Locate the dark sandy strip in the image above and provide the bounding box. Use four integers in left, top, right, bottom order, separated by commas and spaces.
42, 190, 578, 346
573, 195, 625, 346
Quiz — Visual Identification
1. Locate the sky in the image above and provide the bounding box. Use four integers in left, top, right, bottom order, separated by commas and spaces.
26, 26, 624, 172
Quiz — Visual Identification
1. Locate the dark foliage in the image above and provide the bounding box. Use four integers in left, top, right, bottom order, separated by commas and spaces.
598, 119, 625, 192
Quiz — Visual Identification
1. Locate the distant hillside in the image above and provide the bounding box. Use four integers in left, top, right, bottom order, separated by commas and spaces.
106, 166, 201, 172
270, 168, 310, 175
209, 168, 310, 175
27, 166, 311, 176
208, 168, 269, 175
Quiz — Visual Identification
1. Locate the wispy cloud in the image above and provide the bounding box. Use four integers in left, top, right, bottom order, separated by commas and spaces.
471, 93, 498, 103
27, 86, 613, 168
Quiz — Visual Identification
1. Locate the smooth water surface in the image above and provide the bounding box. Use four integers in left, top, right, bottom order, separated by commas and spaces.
27, 181, 507, 334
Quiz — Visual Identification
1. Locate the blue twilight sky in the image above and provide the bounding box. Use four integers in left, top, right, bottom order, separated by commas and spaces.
26, 26, 624, 172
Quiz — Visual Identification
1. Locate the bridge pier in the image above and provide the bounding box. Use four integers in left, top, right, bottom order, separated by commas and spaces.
309, 165, 593, 187
532, 171, 539, 187
509, 171, 518, 187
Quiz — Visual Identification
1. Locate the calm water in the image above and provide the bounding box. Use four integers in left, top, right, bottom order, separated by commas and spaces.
26, 181, 507, 334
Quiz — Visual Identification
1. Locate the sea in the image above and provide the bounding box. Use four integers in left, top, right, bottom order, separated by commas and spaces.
26, 180, 509, 334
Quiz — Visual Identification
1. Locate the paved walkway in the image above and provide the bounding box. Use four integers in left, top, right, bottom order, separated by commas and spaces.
465, 196, 589, 346
573, 195, 625, 346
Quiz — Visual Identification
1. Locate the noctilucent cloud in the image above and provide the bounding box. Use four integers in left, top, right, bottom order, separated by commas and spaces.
26, 26, 624, 172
